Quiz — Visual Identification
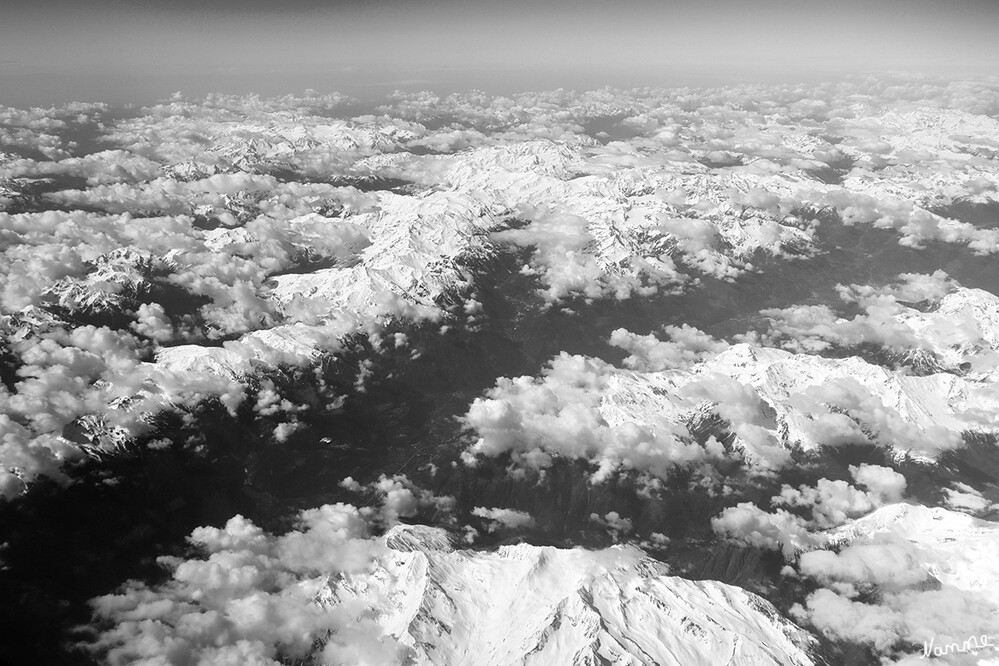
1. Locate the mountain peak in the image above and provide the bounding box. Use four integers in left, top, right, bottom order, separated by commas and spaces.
385, 523, 457, 553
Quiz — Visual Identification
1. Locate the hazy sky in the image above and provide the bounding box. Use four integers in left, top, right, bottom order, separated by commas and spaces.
2, 0, 998, 104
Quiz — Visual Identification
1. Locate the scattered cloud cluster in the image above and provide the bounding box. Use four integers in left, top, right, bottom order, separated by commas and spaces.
0, 102, 109, 160
752, 271, 999, 380
589, 510, 634, 539
0, 313, 247, 495
339, 474, 455, 527
86, 503, 407, 666
4, 80, 999, 511
712, 464, 905, 554
711, 462, 999, 663
461, 320, 999, 481
86, 500, 821, 666
609, 324, 727, 371
471, 506, 536, 532
460, 352, 716, 482
942, 482, 999, 516
792, 505, 999, 663
5, 78, 999, 663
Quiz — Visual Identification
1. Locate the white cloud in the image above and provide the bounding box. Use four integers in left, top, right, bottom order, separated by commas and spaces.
471, 506, 536, 532
86, 504, 407, 666
589, 510, 634, 539
7, 77, 999, 663
462, 328, 997, 486
714, 464, 907, 559
129, 302, 174, 342
942, 483, 995, 515
337, 474, 455, 527
780, 501, 999, 661
5, 80, 999, 507
609, 324, 727, 371
712, 502, 821, 558
751, 271, 999, 379
461, 352, 712, 482
773, 464, 907, 528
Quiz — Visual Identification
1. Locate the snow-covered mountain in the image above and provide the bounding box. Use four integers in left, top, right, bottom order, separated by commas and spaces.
43, 248, 155, 314
321, 524, 821, 666
690, 343, 998, 458
5, 80, 999, 666
463, 338, 999, 479
894, 286, 999, 379
150, 136, 822, 379
827, 503, 999, 603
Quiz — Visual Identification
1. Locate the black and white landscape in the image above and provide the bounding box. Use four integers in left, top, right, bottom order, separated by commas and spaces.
2, 1, 999, 665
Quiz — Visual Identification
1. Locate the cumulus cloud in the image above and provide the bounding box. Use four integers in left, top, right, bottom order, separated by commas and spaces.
5, 79, 999, 505
850, 463, 907, 502
942, 483, 996, 515
815, 189, 999, 254
609, 324, 727, 371
719, 489, 999, 661
86, 503, 409, 666
461, 352, 714, 482
0, 103, 107, 159
462, 325, 995, 487
471, 506, 536, 532
749, 271, 999, 376
794, 586, 999, 660
791, 543, 999, 661
773, 464, 907, 528
589, 511, 634, 539
839, 270, 955, 307
754, 302, 913, 355
682, 343, 988, 460
129, 302, 174, 342
712, 502, 823, 558
339, 474, 455, 526
490, 201, 686, 303
797, 540, 930, 590
0, 312, 253, 494
790, 376, 964, 456
680, 372, 791, 469
7, 77, 999, 665
713, 464, 907, 556
0, 150, 162, 185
